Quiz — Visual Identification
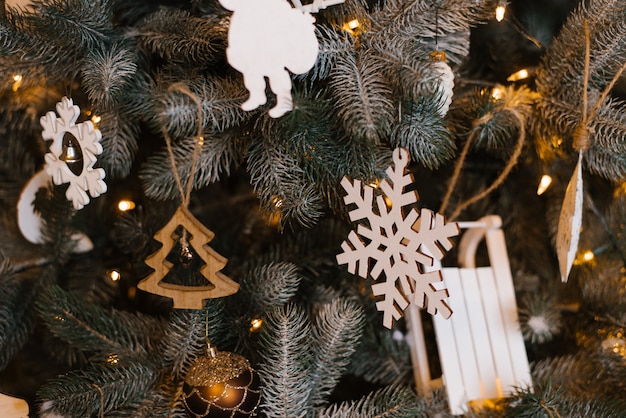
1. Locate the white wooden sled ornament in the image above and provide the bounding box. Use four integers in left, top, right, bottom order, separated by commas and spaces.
406, 215, 533, 415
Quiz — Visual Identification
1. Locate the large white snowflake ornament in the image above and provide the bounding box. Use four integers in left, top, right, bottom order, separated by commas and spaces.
336, 148, 459, 328
40, 97, 107, 210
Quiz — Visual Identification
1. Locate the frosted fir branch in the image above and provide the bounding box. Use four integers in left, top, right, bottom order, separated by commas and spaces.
30, 0, 114, 51
329, 49, 395, 145
154, 76, 251, 137
160, 300, 227, 380
315, 384, 421, 417
391, 98, 455, 170
97, 107, 140, 179
302, 25, 356, 82
369, 0, 494, 46
140, 129, 242, 201
0, 270, 44, 369
138, 8, 227, 66
238, 262, 303, 314
37, 361, 158, 418
307, 298, 365, 408
36, 285, 166, 357
81, 43, 138, 111
257, 304, 313, 418
348, 324, 413, 385
247, 134, 324, 228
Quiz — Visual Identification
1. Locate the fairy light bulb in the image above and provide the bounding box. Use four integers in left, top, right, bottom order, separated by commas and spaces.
507, 68, 529, 82
118, 200, 136, 211
108, 269, 121, 282
495, 4, 506, 22
12, 74, 22, 91
342, 19, 362, 35
249, 318, 263, 332
491, 86, 505, 100
536, 175, 553, 195
582, 250, 594, 262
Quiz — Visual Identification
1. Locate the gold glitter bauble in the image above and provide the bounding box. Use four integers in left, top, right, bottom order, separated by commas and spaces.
182, 350, 261, 418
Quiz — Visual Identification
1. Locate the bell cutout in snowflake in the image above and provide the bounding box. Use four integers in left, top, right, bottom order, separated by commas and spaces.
336, 148, 460, 328
138, 206, 239, 309
40, 97, 107, 210
218, 0, 343, 118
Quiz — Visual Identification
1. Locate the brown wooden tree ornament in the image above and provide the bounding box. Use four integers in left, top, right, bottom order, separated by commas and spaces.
138, 206, 239, 309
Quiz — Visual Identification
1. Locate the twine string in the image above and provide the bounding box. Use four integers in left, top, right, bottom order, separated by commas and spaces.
439, 109, 526, 222
161, 83, 204, 208
575, 21, 626, 152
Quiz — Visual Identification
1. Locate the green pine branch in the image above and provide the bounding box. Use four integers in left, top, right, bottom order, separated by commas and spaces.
247, 132, 323, 228
37, 361, 159, 418
237, 262, 303, 315
138, 8, 227, 66
329, 49, 394, 145
81, 42, 138, 111
307, 298, 365, 408
315, 384, 421, 417
257, 303, 313, 418
391, 97, 454, 169
160, 300, 227, 380
36, 284, 166, 357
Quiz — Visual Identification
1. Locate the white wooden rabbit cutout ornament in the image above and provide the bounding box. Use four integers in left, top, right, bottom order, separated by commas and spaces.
219, 0, 343, 118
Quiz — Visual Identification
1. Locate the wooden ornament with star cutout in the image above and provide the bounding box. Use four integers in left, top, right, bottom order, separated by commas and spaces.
138, 206, 239, 309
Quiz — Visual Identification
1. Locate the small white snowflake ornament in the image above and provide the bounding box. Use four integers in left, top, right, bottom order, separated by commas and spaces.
40, 97, 106, 210
337, 148, 460, 328
218, 0, 343, 118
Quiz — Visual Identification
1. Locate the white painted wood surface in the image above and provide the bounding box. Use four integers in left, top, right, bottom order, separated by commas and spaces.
407, 215, 533, 415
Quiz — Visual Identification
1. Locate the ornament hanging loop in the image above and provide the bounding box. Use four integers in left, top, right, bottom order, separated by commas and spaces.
161, 82, 205, 208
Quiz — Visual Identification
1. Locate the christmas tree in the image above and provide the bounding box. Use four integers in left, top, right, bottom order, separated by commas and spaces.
1, 0, 626, 416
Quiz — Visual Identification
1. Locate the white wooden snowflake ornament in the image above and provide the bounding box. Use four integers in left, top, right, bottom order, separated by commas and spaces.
337, 148, 460, 328
40, 97, 106, 210
218, 0, 343, 118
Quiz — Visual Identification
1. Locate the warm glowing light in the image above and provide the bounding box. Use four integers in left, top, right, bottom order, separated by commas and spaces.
582, 251, 595, 262
368, 179, 380, 188
197, 136, 204, 146
342, 19, 361, 34
495, 5, 506, 22
491, 86, 505, 100
12, 74, 22, 91
272, 196, 284, 208
91, 114, 101, 124
108, 269, 121, 281
118, 200, 136, 211
107, 353, 120, 365
250, 318, 263, 332
536, 175, 553, 195
507, 69, 529, 82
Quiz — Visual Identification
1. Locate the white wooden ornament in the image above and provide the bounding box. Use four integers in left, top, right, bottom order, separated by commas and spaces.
556, 151, 584, 282
432, 60, 454, 117
0, 392, 29, 418
336, 147, 459, 328
138, 206, 239, 309
406, 216, 533, 415
17, 169, 93, 252
40, 97, 107, 210
219, 0, 341, 118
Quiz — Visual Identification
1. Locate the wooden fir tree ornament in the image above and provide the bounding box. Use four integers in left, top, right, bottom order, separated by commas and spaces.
138, 83, 238, 308
0, 392, 29, 418
138, 206, 239, 309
